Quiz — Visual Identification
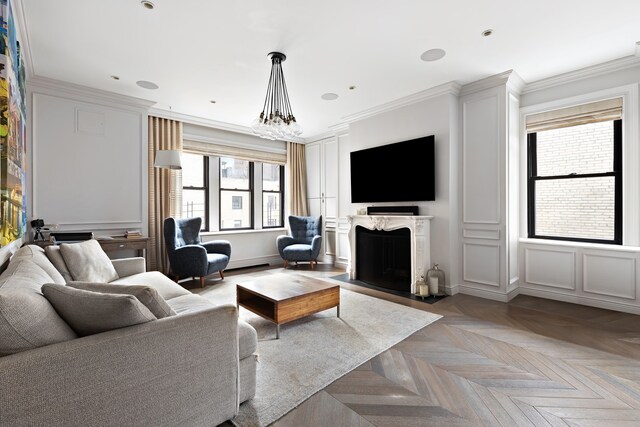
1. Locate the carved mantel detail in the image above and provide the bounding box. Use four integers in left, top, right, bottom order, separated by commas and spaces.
346, 215, 433, 294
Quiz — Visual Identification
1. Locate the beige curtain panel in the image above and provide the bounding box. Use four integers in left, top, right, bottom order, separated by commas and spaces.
287, 141, 308, 216
526, 97, 623, 133
148, 116, 183, 273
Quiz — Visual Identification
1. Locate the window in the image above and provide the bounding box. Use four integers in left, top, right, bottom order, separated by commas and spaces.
262, 163, 284, 228
181, 152, 209, 231
219, 157, 253, 230
527, 99, 622, 244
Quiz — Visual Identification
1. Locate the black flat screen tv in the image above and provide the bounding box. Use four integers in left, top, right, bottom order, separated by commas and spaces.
350, 135, 435, 203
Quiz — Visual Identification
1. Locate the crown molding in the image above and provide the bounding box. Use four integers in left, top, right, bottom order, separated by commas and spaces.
505, 70, 526, 95
341, 81, 461, 124
522, 54, 640, 95
149, 107, 306, 144
306, 131, 336, 144
28, 75, 156, 110
329, 122, 350, 136
12, 0, 34, 79
460, 70, 520, 96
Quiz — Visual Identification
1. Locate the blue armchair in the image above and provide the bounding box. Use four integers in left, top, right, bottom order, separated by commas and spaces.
163, 217, 231, 287
277, 215, 322, 268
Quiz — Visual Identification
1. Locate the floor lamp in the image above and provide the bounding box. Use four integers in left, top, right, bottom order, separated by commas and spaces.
154, 149, 182, 275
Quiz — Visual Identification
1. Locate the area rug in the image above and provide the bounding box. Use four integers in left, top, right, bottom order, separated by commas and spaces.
196, 275, 442, 427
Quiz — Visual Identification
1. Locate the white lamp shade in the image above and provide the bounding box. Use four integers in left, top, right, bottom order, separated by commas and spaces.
154, 150, 182, 169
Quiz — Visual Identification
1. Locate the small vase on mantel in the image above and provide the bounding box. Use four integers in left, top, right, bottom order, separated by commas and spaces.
427, 264, 445, 296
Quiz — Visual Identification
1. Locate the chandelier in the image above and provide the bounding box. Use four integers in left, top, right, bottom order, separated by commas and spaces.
251, 52, 303, 140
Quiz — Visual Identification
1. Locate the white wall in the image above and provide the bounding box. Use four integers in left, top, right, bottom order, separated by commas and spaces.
28, 77, 153, 239
346, 92, 454, 283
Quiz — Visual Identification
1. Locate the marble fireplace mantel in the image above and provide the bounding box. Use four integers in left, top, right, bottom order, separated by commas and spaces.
346, 215, 433, 294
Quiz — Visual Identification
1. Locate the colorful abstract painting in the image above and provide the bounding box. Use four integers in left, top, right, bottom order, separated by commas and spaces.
0, 0, 26, 247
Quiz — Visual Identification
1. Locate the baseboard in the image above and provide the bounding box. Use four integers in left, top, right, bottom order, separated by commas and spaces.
446, 283, 460, 295
457, 284, 511, 302
227, 255, 283, 270
519, 286, 640, 315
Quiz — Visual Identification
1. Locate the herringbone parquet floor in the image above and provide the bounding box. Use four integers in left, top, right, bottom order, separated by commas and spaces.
212, 264, 640, 427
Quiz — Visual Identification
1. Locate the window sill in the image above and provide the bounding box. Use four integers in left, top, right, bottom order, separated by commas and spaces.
201, 227, 287, 237
519, 237, 640, 252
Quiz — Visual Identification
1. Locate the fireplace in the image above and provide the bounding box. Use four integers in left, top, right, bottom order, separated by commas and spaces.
347, 214, 433, 294
356, 226, 411, 291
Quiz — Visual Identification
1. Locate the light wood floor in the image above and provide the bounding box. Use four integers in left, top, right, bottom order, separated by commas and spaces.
203, 263, 640, 427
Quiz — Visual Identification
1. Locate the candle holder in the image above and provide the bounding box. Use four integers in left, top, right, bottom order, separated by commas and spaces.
427, 264, 446, 296
415, 275, 429, 300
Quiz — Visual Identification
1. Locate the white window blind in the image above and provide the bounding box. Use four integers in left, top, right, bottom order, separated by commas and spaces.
526, 97, 622, 133
183, 139, 287, 165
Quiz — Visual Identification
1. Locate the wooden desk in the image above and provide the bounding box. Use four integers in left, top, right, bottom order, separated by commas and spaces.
32, 237, 149, 266
97, 237, 149, 261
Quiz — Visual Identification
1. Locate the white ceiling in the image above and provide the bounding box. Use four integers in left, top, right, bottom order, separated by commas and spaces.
20, 0, 640, 139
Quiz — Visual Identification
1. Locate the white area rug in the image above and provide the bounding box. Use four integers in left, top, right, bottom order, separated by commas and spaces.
197, 275, 442, 427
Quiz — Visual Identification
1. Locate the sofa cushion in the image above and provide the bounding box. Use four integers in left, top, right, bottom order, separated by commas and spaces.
67, 282, 176, 319
0, 260, 77, 356
11, 245, 66, 285
238, 320, 257, 359
166, 294, 216, 315
167, 294, 257, 358
59, 239, 119, 283
44, 245, 74, 282
111, 271, 191, 300
42, 284, 156, 337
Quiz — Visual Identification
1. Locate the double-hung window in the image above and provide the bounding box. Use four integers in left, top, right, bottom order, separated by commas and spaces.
220, 157, 253, 230
181, 152, 209, 231
526, 98, 622, 244
181, 142, 286, 232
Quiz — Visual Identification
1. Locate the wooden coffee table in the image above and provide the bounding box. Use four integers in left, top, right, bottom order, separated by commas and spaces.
236, 273, 340, 339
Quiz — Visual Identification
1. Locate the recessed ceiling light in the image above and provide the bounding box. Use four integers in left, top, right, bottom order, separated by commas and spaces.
420, 48, 446, 62
349, 86, 356, 90
481, 29, 494, 37
110, 75, 120, 80
141, 1, 154, 10
136, 80, 159, 90
321, 93, 339, 101
210, 100, 217, 104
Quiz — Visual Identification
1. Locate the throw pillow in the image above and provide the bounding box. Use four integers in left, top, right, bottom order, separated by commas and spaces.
10, 245, 66, 285
44, 245, 74, 282
59, 239, 119, 283
42, 284, 156, 337
67, 282, 176, 319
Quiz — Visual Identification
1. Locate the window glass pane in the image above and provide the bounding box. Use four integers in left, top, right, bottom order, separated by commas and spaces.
220, 190, 251, 229
182, 153, 204, 187
263, 193, 281, 227
535, 176, 614, 240
263, 163, 280, 191
220, 157, 250, 189
536, 121, 614, 176
182, 189, 206, 229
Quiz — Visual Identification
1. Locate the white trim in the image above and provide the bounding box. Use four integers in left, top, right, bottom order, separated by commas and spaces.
523, 55, 640, 94
457, 284, 510, 302
636, 41, 640, 57
460, 70, 523, 96
341, 81, 461, 124
519, 237, 640, 253
307, 130, 338, 143
519, 286, 640, 316
28, 76, 155, 111
329, 123, 349, 135
201, 227, 287, 237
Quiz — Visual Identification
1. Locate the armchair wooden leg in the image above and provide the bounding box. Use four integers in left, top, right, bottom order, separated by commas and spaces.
219, 270, 225, 280
174, 275, 179, 283
200, 277, 205, 288
311, 260, 316, 269
284, 260, 289, 268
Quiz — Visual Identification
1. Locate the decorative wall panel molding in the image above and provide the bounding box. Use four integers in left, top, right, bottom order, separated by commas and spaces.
463, 242, 501, 287
524, 247, 576, 290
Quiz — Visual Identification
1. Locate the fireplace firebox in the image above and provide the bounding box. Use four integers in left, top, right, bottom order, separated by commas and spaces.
356, 226, 411, 292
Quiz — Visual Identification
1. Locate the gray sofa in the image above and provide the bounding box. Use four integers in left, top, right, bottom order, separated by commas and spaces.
0, 244, 257, 426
